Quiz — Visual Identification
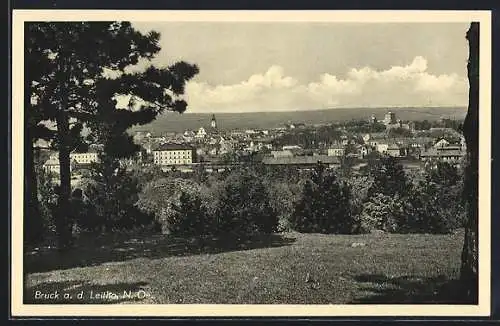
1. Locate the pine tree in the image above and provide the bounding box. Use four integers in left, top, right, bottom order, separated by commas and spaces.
367, 156, 409, 199
26, 22, 198, 247
291, 164, 353, 234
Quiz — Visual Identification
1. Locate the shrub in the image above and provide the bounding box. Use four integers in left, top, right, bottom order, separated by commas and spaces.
408, 180, 464, 234
358, 193, 411, 233
265, 180, 302, 232
81, 166, 155, 232
344, 175, 373, 233
137, 177, 213, 236
212, 168, 279, 238
290, 164, 354, 234
367, 156, 410, 198
37, 168, 58, 235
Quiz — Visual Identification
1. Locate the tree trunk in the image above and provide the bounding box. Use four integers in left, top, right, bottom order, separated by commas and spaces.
460, 22, 479, 303
24, 64, 43, 245
24, 135, 43, 245
56, 110, 73, 249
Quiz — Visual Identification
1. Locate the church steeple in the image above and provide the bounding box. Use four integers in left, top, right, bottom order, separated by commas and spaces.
211, 114, 217, 129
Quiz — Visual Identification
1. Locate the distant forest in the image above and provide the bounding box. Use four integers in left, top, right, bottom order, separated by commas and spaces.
128, 106, 467, 134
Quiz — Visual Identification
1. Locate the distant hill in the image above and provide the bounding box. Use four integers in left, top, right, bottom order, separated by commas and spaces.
128, 106, 467, 135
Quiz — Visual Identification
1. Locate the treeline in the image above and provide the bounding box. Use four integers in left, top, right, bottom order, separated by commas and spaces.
413, 118, 463, 131
36, 157, 465, 242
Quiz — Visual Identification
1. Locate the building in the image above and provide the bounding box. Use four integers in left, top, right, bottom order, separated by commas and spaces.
386, 119, 411, 130
211, 114, 217, 130
327, 145, 345, 157
195, 127, 207, 139
43, 150, 99, 174
386, 144, 402, 157
419, 145, 466, 164
271, 150, 294, 158
460, 136, 467, 150
358, 145, 371, 158
376, 143, 390, 154
70, 151, 99, 165
434, 138, 451, 148
43, 157, 60, 174
282, 145, 302, 151
153, 143, 196, 166
262, 155, 341, 169
383, 111, 396, 125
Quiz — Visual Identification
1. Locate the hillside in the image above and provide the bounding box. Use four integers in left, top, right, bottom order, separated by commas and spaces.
128, 106, 467, 135
24, 230, 466, 304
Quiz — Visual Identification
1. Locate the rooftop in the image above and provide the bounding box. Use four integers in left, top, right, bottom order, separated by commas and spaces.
153, 143, 195, 151
262, 155, 341, 165
420, 148, 465, 157
44, 158, 59, 165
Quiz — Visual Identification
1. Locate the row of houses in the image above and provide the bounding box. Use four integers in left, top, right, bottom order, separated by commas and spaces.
43, 151, 100, 174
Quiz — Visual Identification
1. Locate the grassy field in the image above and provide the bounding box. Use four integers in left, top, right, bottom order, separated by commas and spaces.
23, 229, 469, 304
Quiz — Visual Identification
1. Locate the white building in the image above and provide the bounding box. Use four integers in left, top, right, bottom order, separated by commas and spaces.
359, 145, 370, 158
376, 143, 389, 154
434, 138, 451, 148
195, 127, 207, 139
282, 145, 302, 151
210, 114, 217, 129
271, 150, 294, 158
460, 136, 467, 150
383, 111, 396, 125
327, 146, 345, 157
43, 157, 60, 174
70, 152, 99, 165
153, 143, 195, 166
44, 150, 99, 174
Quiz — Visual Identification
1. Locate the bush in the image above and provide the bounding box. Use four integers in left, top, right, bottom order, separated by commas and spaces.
137, 177, 213, 236
290, 164, 354, 234
212, 168, 279, 238
81, 166, 155, 232
358, 193, 411, 233
37, 168, 58, 235
265, 180, 302, 232
408, 163, 465, 233
367, 156, 411, 198
344, 175, 373, 233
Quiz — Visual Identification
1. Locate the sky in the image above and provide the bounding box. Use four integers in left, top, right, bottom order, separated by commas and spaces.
121, 22, 471, 113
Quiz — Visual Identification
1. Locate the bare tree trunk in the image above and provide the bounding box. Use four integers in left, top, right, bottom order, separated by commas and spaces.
460, 22, 479, 303
56, 110, 73, 250
24, 135, 43, 245
24, 64, 43, 245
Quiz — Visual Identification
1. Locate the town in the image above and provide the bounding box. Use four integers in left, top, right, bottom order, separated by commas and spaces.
42, 110, 466, 182
22, 19, 481, 307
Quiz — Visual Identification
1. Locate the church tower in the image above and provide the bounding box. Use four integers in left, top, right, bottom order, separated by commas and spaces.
211, 114, 217, 129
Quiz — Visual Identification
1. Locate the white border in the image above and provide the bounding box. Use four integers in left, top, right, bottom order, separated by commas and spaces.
11, 10, 492, 317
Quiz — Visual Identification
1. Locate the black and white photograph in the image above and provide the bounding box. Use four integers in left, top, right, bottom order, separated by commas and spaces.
11, 10, 492, 317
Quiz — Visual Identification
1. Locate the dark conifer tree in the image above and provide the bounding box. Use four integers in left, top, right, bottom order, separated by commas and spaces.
25, 22, 198, 247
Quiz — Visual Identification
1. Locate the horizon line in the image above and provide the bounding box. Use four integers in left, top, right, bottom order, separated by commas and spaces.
177, 105, 468, 115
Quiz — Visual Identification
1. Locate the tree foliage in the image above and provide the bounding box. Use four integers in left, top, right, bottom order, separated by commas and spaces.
408, 162, 465, 234
367, 156, 410, 198
213, 168, 278, 237
137, 177, 209, 235
291, 164, 353, 234
358, 193, 410, 233
26, 22, 198, 246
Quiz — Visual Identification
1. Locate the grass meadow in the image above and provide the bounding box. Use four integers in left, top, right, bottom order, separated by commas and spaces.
24, 229, 467, 304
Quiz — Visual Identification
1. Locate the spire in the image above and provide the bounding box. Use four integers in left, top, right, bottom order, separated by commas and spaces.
211, 114, 217, 129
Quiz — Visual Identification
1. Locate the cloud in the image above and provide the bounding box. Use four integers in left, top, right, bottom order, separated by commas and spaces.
180, 56, 467, 113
